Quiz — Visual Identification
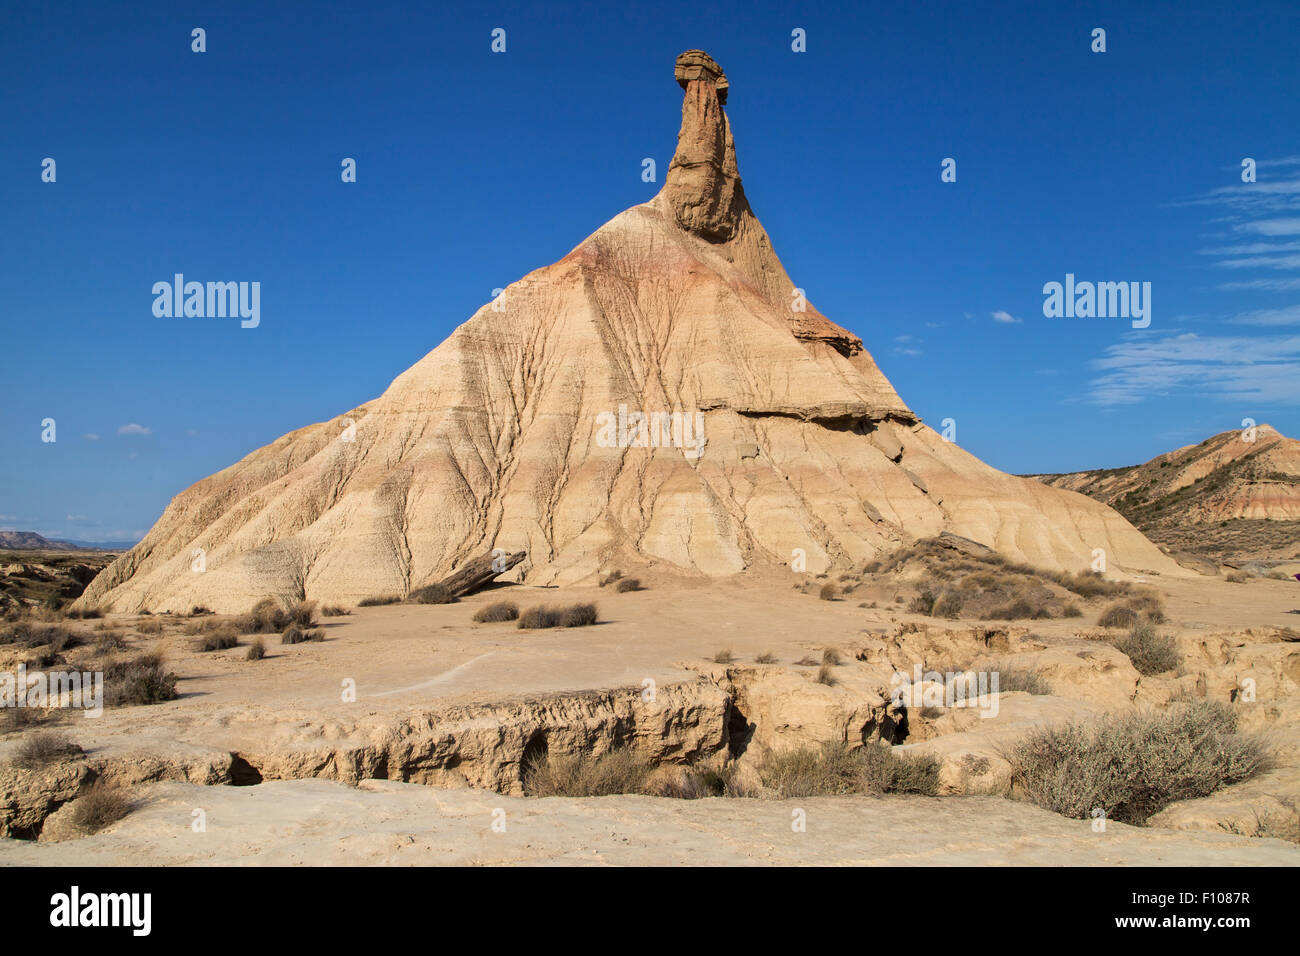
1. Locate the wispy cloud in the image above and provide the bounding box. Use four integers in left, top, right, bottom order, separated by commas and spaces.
991, 310, 1022, 324
117, 423, 152, 436
82, 433, 100, 441
1089, 332, 1300, 405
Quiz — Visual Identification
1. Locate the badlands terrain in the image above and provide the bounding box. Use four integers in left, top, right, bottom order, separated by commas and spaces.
2, 540, 1300, 865
3, 51, 1299, 866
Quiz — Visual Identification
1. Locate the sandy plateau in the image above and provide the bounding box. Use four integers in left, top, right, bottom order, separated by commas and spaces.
3, 559, 1299, 865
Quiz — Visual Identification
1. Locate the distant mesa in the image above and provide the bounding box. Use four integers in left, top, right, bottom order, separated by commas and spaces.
76, 51, 1184, 614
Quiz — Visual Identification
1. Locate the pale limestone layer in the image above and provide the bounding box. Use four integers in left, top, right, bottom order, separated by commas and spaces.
8, 779, 1298, 866
77, 53, 1183, 614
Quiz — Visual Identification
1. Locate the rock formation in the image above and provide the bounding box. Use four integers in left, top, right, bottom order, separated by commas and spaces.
78, 51, 1183, 613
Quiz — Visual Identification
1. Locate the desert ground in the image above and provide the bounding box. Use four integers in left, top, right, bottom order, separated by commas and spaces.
3, 544, 1299, 865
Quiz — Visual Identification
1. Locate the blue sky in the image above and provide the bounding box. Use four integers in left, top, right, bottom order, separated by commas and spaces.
2, 0, 1298, 544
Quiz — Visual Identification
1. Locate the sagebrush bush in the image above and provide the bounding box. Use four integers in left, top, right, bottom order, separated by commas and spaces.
711, 648, 735, 664
615, 578, 643, 593
932, 590, 964, 619
473, 601, 519, 623
357, 595, 400, 607
755, 651, 778, 664
1114, 623, 1181, 675
758, 742, 940, 798
245, 638, 265, 661
1005, 701, 1267, 825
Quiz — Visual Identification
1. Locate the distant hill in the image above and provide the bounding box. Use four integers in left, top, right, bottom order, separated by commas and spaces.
0, 531, 129, 552
1028, 425, 1300, 563
0, 531, 78, 551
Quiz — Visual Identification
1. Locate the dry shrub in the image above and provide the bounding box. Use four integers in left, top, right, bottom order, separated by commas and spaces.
1006, 701, 1267, 825
237, 599, 316, 632
932, 590, 964, 619
103, 652, 179, 706
92, 630, 128, 656
822, 647, 842, 665
1225, 571, 1250, 583
711, 648, 735, 664
62, 606, 103, 620
819, 583, 838, 601
517, 603, 598, 629
11, 731, 82, 769
598, 570, 623, 587
979, 662, 1051, 696
1062, 602, 1083, 618
755, 651, 777, 664
815, 663, 836, 686
321, 605, 351, 617
245, 638, 265, 661
1097, 603, 1140, 629
472, 601, 519, 623
794, 655, 818, 666
758, 742, 940, 797
135, 618, 164, 635
191, 624, 238, 652
615, 578, 643, 593
357, 595, 400, 607
67, 782, 131, 834
188, 606, 213, 617
409, 584, 457, 605
523, 749, 654, 797
1113, 622, 1181, 676
281, 625, 323, 645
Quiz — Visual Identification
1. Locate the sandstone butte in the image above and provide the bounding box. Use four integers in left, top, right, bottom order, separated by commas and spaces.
78, 51, 1186, 614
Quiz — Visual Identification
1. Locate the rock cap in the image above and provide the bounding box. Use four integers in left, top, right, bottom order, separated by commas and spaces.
675, 50, 728, 104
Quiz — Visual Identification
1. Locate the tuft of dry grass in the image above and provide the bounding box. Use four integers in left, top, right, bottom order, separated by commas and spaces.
321, 605, 351, 617
522, 749, 654, 797
818, 582, 838, 601
711, 648, 735, 664
1006, 701, 1268, 825
245, 638, 265, 661
755, 651, 777, 664
135, 618, 164, 635
357, 595, 400, 607
821, 647, 842, 666
11, 731, 82, 769
794, 655, 818, 666
815, 663, 836, 686
615, 578, 643, 593
473, 601, 519, 623
598, 570, 623, 588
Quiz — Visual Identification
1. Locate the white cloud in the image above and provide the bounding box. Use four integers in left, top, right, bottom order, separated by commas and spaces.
82, 433, 100, 441
1230, 304, 1300, 326
1089, 332, 1300, 405
991, 310, 1022, 324
117, 423, 152, 436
